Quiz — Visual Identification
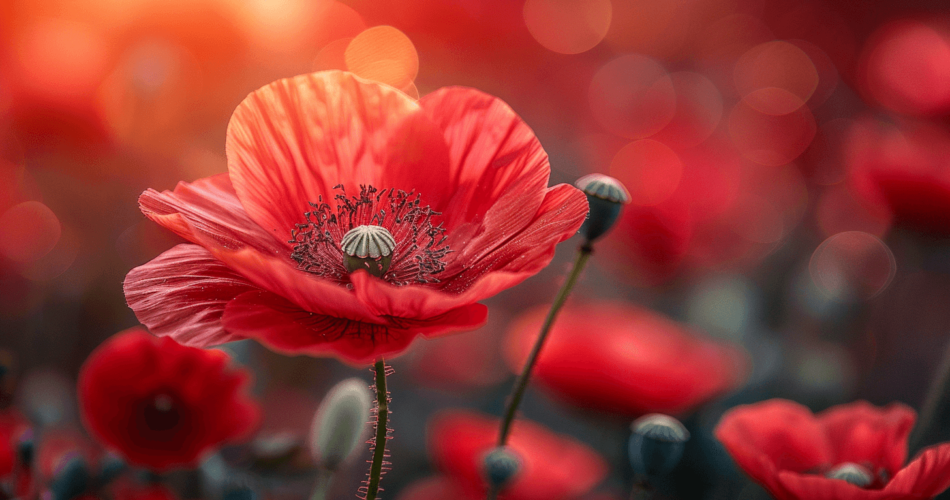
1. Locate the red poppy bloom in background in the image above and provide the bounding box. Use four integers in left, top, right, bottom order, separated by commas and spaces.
848, 118, 950, 235
428, 410, 607, 500
715, 399, 950, 500
124, 70, 588, 364
504, 301, 748, 417
78, 328, 260, 471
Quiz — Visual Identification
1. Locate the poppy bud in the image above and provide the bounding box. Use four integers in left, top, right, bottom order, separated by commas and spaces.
826, 463, 872, 488
574, 174, 630, 243
310, 378, 373, 472
50, 455, 89, 500
628, 414, 689, 478
482, 447, 521, 489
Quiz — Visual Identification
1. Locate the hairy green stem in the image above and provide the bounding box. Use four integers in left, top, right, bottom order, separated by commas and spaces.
366, 359, 389, 500
496, 243, 592, 447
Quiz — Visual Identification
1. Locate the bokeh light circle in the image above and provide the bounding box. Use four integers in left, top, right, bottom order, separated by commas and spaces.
809, 231, 896, 301
589, 55, 675, 139
345, 26, 418, 90
863, 21, 950, 116
14, 18, 109, 102
608, 139, 683, 206
728, 93, 816, 166
734, 40, 818, 114
523, 0, 612, 54
653, 72, 723, 148
0, 201, 62, 263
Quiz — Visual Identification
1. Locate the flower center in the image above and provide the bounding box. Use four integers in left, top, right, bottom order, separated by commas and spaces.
825, 462, 872, 488
290, 185, 450, 286
143, 393, 180, 432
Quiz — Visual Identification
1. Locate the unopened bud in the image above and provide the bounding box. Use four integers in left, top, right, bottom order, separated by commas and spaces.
310, 378, 373, 471
628, 414, 689, 478
575, 174, 630, 243
482, 447, 521, 489
826, 463, 872, 488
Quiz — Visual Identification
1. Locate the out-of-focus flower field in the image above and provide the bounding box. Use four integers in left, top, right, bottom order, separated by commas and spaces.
3, 0, 950, 499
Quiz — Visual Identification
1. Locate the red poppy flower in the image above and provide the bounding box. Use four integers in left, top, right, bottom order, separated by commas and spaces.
429, 410, 607, 500
123, 70, 588, 364
504, 301, 748, 417
715, 399, 950, 500
847, 118, 950, 235
78, 328, 260, 471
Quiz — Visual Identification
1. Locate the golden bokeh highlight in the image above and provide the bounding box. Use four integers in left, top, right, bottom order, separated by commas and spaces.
523, 0, 612, 55
345, 26, 419, 91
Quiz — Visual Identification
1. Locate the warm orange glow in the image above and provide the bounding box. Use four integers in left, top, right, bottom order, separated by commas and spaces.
523, 0, 612, 55
345, 26, 419, 90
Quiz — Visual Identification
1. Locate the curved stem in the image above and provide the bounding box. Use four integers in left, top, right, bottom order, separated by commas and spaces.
496, 243, 593, 447
366, 359, 389, 500
310, 470, 332, 500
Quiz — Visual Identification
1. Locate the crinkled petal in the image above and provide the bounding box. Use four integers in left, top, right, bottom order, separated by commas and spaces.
715, 400, 833, 495
883, 444, 950, 498
123, 244, 257, 347
818, 401, 916, 477
221, 290, 486, 364
205, 245, 380, 323
226, 70, 452, 238
420, 86, 552, 230
138, 173, 286, 255
441, 182, 588, 293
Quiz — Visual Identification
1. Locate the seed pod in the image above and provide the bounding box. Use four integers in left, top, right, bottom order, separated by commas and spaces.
826, 463, 872, 488
628, 414, 689, 478
482, 447, 521, 489
574, 174, 630, 242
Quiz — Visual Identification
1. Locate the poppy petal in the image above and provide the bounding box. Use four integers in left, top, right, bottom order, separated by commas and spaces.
884, 444, 950, 498
205, 245, 379, 322
124, 244, 257, 347
774, 471, 890, 500
420, 87, 552, 230
138, 173, 286, 255
441, 182, 588, 293
817, 401, 916, 476
221, 290, 486, 364
227, 70, 451, 239
715, 399, 833, 494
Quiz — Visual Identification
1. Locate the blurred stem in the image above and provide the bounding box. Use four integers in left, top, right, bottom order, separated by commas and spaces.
910, 340, 950, 453
628, 477, 654, 500
310, 470, 332, 500
366, 359, 389, 500
496, 242, 593, 447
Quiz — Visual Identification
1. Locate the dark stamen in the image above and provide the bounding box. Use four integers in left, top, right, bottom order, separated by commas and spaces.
290, 185, 450, 286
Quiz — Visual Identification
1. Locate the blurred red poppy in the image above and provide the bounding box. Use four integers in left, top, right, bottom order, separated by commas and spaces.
124, 70, 587, 364
504, 302, 748, 417
429, 410, 607, 500
78, 328, 260, 471
847, 118, 950, 235
715, 399, 950, 500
